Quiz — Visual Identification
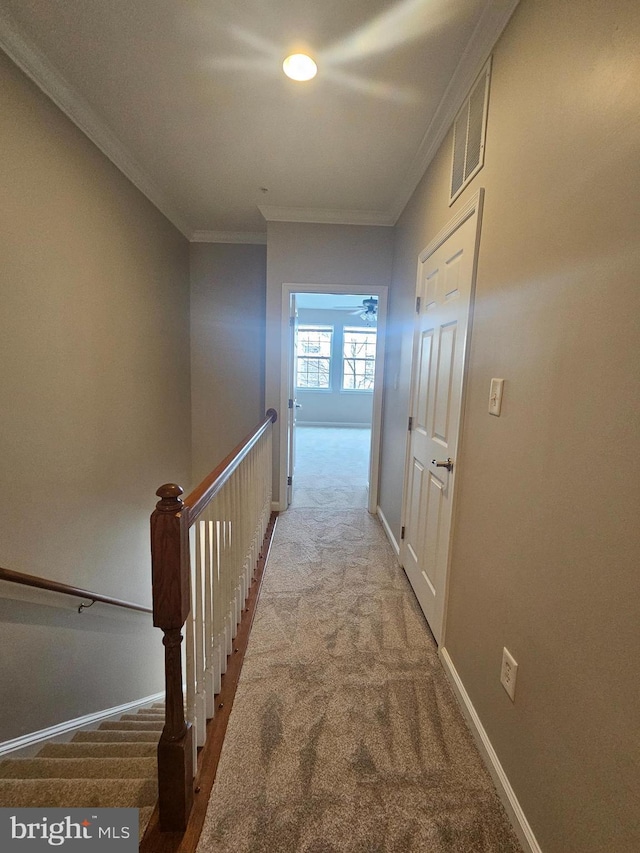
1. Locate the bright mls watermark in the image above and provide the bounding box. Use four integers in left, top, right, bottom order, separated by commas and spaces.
0, 809, 138, 851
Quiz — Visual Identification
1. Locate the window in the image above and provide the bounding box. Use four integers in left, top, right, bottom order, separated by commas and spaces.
296, 326, 333, 389
342, 327, 376, 391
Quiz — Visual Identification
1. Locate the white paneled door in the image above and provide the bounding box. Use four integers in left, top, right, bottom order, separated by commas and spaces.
401, 191, 483, 644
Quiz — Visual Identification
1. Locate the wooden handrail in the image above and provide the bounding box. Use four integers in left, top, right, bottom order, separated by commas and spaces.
185, 408, 277, 521
0, 566, 152, 614
150, 408, 277, 832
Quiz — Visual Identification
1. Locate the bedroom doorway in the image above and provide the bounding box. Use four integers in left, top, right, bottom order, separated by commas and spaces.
280, 284, 387, 514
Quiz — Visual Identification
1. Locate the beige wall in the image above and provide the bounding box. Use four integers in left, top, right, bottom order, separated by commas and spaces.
379, 0, 640, 850
265, 221, 394, 506
0, 52, 191, 740
190, 242, 266, 484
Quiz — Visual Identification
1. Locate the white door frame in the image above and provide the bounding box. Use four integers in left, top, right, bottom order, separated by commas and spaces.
400, 188, 484, 646
279, 283, 388, 514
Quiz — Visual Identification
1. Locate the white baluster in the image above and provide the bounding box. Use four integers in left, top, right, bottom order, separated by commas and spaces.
193, 522, 206, 748
204, 514, 215, 719
213, 516, 223, 690
222, 484, 233, 659
186, 526, 198, 768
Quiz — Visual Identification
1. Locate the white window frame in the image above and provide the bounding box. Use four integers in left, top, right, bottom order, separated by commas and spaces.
341, 326, 377, 392
295, 325, 334, 391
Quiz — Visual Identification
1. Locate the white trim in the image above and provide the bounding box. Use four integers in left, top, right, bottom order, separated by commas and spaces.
0, 10, 192, 238
296, 421, 371, 429
190, 231, 267, 245
376, 506, 400, 558
419, 187, 485, 263
257, 0, 518, 231
258, 205, 395, 227
389, 0, 519, 223
0, 691, 165, 757
439, 648, 542, 853
0, 3, 519, 237
278, 284, 387, 516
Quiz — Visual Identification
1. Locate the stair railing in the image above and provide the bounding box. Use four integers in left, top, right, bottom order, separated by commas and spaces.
150, 408, 277, 831
0, 566, 152, 615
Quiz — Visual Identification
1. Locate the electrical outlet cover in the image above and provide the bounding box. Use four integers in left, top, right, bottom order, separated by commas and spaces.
500, 647, 518, 701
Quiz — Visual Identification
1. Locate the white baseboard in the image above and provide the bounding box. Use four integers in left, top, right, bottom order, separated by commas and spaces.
0, 691, 165, 757
296, 422, 371, 429
376, 506, 400, 558
439, 648, 542, 853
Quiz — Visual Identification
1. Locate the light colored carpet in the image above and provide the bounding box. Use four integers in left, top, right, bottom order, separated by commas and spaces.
0, 705, 163, 840
292, 427, 370, 509
196, 506, 523, 853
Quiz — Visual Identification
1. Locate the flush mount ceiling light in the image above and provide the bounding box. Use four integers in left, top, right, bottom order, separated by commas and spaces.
282, 53, 317, 82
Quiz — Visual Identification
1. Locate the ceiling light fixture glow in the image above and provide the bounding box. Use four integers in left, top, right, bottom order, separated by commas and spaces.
283, 53, 317, 82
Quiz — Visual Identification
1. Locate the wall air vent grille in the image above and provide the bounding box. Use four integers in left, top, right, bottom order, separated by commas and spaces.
450, 59, 491, 204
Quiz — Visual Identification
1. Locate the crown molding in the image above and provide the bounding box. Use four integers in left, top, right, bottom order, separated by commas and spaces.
388, 0, 520, 224
258, 205, 395, 228
190, 230, 267, 245
0, 10, 192, 238
258, 1, 518, 229
0, 1, 519, 236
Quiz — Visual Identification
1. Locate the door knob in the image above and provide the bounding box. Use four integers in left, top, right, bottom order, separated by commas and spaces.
432, 458, 454, 472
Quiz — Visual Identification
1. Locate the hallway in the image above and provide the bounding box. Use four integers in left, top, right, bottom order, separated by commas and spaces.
195, 428, 522, 852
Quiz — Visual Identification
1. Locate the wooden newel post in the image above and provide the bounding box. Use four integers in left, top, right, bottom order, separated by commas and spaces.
150, 484, 194, 832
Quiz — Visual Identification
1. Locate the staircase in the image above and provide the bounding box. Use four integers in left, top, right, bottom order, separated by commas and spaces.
0, 705, 163, 841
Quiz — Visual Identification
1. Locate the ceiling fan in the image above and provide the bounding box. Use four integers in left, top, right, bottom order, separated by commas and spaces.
345, 297, 378, 324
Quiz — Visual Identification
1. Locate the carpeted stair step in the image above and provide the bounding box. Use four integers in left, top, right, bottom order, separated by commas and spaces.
0, 777, 157, 809
0, 756, 156, 779
38, 741, 157, 759
0, 706, 163, 844
72, 730, 160, 743
99, 720, 164, 731
120, 713, 165, 722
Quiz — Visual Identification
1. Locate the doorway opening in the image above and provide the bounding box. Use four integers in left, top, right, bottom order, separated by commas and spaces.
280, 285, 387, 514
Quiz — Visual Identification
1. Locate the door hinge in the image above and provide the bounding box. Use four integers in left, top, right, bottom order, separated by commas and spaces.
416, 296, 421, 313
401, 526, 405, 541
287, 476, 293, 486
289, 315, 295, 327
288, 398, 294, 409
408, 416, 413, 432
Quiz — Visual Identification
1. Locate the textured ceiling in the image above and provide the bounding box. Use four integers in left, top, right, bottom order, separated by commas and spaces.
0, 1, 518, 238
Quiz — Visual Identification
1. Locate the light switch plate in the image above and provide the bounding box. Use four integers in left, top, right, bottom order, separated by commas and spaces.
489, 378, 504, 416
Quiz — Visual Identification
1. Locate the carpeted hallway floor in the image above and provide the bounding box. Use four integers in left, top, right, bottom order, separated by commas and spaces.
196, 428, 522, 853
290, 426, 371, 509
